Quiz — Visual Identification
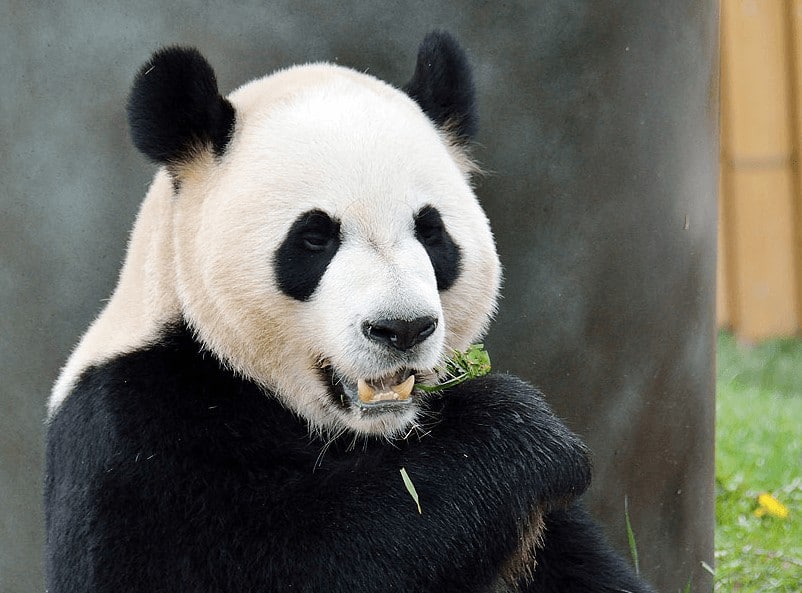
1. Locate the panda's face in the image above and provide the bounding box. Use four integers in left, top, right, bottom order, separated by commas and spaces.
118, 37, 499, 437
167, 67, 499, 436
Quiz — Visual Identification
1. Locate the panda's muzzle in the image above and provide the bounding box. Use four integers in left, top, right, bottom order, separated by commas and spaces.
320, 317, 438, 410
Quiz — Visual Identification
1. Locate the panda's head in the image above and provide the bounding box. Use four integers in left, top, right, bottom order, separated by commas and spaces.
127, 32, 501, 437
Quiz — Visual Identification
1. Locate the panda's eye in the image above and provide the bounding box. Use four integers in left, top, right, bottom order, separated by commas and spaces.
414, 204, 462, 292
276, 209, 341, 301
301, 233, 334, 252
297, 211, 339, 252
414, 205, 446, 246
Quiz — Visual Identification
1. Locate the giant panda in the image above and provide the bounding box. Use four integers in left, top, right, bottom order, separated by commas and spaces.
45, 31, 655, 593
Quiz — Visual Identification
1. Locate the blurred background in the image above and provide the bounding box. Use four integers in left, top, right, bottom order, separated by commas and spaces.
1, 1, 726, 592
718, 0, 802, 342
715, 5, 802, 592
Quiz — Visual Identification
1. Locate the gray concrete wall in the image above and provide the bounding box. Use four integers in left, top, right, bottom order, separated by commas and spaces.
1, 2, 718, 591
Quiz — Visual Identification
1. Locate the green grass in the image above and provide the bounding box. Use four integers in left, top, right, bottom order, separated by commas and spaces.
716, 332, 802, 592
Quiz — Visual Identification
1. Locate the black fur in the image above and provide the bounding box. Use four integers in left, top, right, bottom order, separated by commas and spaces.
45, 322, 648, 593
414, 205, 461, 291
127, 47, 236, 165
521, 505, 656, 593
275, 209, 342, 301
403, 30, 478, 141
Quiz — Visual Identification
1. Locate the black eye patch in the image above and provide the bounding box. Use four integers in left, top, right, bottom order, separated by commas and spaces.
414, 205, 461, 291
275, 210, 341, 301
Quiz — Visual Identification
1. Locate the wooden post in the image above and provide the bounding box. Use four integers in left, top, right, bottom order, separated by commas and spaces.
719, 0, 802, 340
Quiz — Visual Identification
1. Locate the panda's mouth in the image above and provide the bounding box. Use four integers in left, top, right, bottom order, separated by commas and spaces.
320, 365, 420, 410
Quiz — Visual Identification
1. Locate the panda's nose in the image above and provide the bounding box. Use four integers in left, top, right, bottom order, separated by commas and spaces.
362, 317, 438, 352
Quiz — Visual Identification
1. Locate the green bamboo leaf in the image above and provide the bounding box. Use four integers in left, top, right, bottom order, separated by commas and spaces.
624, 496, 640, 575
400, 467, 421, 514
416, 344, 491, 393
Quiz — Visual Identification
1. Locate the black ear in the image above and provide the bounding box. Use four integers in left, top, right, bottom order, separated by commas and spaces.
127, 47, 236, 166
403, 31, 478, 142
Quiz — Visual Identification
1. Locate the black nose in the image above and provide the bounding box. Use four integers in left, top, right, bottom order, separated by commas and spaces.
362, 316, 438, 352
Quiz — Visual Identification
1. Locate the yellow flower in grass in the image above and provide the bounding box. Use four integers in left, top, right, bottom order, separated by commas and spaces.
754, 492, 789, 519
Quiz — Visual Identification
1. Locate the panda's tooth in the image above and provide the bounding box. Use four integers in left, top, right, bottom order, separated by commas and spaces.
357, 379, 376, 403
357, 375, 415, 404
391, 375, 416, 400
373, 391, 397, 402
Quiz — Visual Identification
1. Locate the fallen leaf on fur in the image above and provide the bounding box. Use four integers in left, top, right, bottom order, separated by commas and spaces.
400, 467, 421, 514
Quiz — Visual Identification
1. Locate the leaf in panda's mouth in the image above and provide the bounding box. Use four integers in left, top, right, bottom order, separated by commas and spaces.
415, 343, 491, 393
320, 344, 491, 409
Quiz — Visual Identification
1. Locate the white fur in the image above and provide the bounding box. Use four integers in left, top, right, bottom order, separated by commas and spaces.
50, 62, 502, 436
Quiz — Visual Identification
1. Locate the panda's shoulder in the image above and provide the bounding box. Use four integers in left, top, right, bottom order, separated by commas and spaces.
47, 322, 304, 466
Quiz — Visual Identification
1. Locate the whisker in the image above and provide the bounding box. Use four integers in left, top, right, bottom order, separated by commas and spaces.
314, 426, 347, 471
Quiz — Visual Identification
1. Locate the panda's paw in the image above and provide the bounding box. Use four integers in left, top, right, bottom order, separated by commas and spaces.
429, 373, 593, 505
